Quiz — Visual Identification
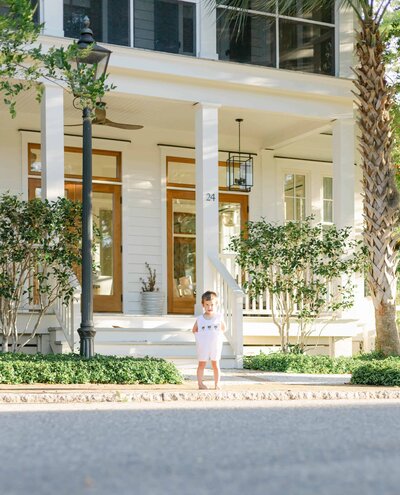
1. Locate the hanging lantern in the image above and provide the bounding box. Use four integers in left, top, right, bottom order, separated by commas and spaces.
226, 118, 253, 192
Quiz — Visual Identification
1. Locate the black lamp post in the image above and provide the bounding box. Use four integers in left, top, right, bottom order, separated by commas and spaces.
75, 17, 111, 358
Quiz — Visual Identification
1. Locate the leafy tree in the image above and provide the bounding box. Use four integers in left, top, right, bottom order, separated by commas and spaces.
207, 0, 400, 355
382, 5, 400, 171
0, 0, 114, 116
0, 194, 82, 352
230, 218, 366, 352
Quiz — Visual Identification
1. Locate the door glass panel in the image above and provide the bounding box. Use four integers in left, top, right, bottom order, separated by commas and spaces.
93, 192, 114, 296
219, 202, 241, 253
172, 199, 196, 301
170, 194, 247, 313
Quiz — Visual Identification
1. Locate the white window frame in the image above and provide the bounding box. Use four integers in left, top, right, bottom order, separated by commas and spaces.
217, 0, 336, 73
322, 175, 334, 225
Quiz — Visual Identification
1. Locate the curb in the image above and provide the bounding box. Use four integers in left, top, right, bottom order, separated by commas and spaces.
1, 389, 400, 403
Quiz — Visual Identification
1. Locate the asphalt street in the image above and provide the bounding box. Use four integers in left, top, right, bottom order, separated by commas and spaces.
1, 400, 400, 495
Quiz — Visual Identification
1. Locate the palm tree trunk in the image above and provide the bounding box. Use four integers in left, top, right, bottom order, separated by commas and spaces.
353, 19, 400, 355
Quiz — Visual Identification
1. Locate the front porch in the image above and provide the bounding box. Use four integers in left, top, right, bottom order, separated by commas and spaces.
0, 47, 369, 365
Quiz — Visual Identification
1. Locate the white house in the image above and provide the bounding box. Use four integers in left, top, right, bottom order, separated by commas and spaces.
0, 0, 374, 366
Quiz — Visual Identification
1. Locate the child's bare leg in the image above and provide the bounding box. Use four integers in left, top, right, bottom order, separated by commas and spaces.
197, 361, 207, 389
211, 360, 221, 389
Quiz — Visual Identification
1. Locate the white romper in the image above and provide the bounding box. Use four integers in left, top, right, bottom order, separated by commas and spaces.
195, 313, 224, 362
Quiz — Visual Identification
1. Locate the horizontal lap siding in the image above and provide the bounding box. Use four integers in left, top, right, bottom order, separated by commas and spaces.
123, 146, 162, 313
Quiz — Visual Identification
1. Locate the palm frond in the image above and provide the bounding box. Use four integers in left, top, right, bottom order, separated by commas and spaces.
205, 0, 392, 26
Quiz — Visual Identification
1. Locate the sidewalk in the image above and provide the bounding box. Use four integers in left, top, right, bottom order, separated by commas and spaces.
0, 368, 399, 403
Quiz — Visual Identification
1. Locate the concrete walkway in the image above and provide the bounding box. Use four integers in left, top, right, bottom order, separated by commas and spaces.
0, 368, 399, 403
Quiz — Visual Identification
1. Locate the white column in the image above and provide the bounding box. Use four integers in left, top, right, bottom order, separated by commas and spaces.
198, 1, 218, 60
332, 118, 355, 230
41, 0, 64, 37
337, 4, 356, 78
41, 83, 64, 201
195, 102, 220, 313
260, 150, 277, 222
333, 117, 359, 321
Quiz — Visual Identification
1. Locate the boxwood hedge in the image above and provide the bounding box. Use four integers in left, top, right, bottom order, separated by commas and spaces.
350, 358, 400, 386
0, 353, 183, 385
244, 351, 387, 375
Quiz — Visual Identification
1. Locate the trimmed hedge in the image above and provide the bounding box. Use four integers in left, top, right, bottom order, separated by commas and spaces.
350, 359, 400, 386
0, 353, 183, 385
243, 351, 386, 375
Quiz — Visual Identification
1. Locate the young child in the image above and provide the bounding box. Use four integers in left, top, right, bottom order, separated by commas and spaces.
192, 290, 226, 390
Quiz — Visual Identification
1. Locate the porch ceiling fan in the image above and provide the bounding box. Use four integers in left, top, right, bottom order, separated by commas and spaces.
65, 102, 144, 130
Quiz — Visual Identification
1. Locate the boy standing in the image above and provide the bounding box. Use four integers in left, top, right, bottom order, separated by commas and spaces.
192, 291, 226, 390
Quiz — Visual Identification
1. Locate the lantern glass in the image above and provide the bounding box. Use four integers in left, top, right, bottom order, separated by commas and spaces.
226, 153, 253, 192
76, 43, 111, 81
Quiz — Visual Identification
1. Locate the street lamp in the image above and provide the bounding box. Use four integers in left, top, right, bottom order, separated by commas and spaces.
75, 17, 111, 358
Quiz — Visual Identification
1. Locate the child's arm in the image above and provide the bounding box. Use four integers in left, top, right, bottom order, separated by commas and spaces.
192, 321, 198, 333
221, 320, 226, 332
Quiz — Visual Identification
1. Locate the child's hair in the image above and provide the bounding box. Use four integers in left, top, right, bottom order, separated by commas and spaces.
201, 290, 217, 303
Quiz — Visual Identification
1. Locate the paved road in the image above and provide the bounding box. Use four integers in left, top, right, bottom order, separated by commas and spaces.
1, 400, 400, 495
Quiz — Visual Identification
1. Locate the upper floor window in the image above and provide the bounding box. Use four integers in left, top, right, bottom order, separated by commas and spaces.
63, 0, 196, 56
64, 0, 130, 46
0, 0, 39, 23
135, 0, 196, 55
217, 1, 335, 75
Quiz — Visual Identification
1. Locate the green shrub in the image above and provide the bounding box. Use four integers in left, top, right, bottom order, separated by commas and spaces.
351, 358, 400, 386
0, 353, 183, 385
243, 352, 389, 375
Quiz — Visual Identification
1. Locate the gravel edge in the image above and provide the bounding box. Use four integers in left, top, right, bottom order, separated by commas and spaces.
1, 389, 400, 403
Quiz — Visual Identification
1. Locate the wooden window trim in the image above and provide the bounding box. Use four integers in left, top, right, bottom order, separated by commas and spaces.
28, 143, 122, 182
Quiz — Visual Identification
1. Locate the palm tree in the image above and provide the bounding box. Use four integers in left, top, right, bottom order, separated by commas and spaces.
207, 0, 400, 355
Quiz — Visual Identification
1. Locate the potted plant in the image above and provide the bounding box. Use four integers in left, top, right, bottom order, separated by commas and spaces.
140, 262, 165, 315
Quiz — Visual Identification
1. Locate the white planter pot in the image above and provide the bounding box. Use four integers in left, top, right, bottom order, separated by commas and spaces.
141, 291, 165, 315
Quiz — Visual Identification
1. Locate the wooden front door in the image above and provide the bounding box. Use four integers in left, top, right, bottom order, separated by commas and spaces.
29, 179, 122, 312
167, 189, 248, 314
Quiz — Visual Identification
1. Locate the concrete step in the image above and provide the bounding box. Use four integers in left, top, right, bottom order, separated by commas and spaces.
168, 357, 240, 370
93, 314, 195, 330
93, 327, 229, 344
93, 341, 234, 359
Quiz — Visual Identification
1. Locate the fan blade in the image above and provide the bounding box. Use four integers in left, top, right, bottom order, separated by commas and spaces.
101, 119, 143, 130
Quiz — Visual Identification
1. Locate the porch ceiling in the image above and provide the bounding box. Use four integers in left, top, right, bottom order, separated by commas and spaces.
4, 88, 333, 158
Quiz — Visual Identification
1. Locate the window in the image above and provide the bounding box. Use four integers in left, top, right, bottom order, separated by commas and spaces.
217, 9, 276, 67
217, 2, 335, 75
279, 1, 334, 23
135, 0, 196, 55
28, 144, 121, 181
284, 173, 306, 222
279, 19, 334, 75
63, 0, 196, 55
63, 0, 130, 46
322, 177, 333, 224
0, 0, 39, 22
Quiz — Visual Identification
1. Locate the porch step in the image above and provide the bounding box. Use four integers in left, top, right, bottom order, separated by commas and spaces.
93, 314, 195, 331
93, 341, 233, 358
94, 327, 202, 343
50, 322, 239, 368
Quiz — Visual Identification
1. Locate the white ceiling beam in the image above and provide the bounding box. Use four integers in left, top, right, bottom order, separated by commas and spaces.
267, 122, 333, 150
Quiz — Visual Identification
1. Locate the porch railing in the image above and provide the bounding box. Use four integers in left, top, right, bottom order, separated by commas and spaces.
220, 254, 272, 315
53, 274, 81, 352
209, 254, 244, 367
220, 253, 340, 317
